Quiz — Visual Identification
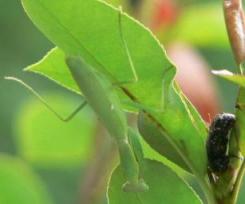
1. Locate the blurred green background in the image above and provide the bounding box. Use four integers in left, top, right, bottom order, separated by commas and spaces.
0, 0, 243, 203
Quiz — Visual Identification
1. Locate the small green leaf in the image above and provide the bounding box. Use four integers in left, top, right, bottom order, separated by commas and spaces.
0, 154, 53, 204
15, 93, 95, 167
138, 84, 207, 175
24, 48, 80, 95
108, 159, 202, 204
212, 69, 245, 87
138, 111, 190, 172
141, 138, 187, 177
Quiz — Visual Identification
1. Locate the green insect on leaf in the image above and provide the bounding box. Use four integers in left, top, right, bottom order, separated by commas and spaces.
65, 55, 148, 192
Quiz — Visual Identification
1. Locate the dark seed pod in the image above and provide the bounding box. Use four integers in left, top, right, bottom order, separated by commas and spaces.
206, 113, 236, 173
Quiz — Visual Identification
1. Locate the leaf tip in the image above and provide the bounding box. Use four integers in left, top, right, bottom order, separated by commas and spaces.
211, 69, 233, 76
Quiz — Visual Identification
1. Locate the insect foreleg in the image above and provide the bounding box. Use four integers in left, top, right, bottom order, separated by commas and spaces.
5, 76, 87, 121
118, 7, 138, 84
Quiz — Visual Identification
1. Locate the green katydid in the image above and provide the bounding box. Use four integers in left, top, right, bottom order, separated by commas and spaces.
5, 8, 148, 192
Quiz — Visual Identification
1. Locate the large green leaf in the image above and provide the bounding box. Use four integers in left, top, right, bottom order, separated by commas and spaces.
106, 0, 128, 8
21, 0, 207, 176
0, 154, 53, 204
15, 93, 95, 167
22, 0, 174, 110
108, 159, 202, 204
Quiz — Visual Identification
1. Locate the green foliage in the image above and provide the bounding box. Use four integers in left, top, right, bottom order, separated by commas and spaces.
15, 94, 95, 167
5, 0, 244, 203
0, 154, 53, 204
18, 0, 213, 202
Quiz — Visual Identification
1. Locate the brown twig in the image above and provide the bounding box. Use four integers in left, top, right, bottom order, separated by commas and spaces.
79, 123, 117, 204
223, 0, 245, 65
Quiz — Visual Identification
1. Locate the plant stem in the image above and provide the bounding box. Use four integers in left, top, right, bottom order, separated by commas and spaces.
228, 160, 245, 204
80, 123, 117, 204
220, 1, 245, 204
197, 176, 216, 204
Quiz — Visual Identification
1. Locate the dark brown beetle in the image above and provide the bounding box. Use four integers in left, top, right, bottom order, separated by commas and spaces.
206, 113, 236, 173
